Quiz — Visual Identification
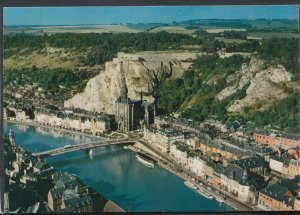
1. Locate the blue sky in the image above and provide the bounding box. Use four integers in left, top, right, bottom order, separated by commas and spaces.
4, 5, 299, 26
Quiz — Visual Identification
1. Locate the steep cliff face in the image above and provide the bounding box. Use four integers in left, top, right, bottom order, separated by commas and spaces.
227, 65, 295, 112
216, 58, 297, 113
64, 55, 190, 114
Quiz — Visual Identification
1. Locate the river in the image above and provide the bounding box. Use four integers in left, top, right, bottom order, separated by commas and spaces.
4, 121, 234, 212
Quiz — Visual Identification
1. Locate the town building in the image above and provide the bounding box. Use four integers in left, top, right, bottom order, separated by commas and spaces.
220, 156, 268, 203
47, 172, 93, 212
230, 156, 267, 177
170, 142, 190, 167
114, 62, 154, 132
144, 127, 184, 153
186, 138, 201, 149
269, 155, 300, 179
253, 130, 300, 149
220, 164, 265, 203
258, 176, 300, 211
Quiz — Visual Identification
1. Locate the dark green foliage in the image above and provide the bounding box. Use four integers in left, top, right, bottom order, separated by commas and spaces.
4, 68, 96, 95
225, 40, 260, 52
4, 32, 203, 65
194, 53, 220, 73
257, 37, 299, 80
244, 92, 299, 133
158, 42, 298, 132
223, 30, 247, 39
157, 54, 245, 120
199, 37, 222, 52
180, 19, 252, 29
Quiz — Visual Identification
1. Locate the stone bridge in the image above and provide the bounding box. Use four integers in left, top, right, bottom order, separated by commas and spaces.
32, 138, 134, 157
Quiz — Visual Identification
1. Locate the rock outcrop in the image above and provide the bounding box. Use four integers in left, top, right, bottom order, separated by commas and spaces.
216, 58, 296, 113
64, 52, 196, 114
216, 58, 265, 101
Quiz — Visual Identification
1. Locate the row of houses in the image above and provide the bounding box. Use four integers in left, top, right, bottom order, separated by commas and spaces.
143, 125, 300, 210
154, 115, 300, 150
47, 172, 94, 213
253, 130, 300, 149
258, 176, 300, 211
34, 109, 111, 134
4, 106, 114, 134
269, 155, 300, 179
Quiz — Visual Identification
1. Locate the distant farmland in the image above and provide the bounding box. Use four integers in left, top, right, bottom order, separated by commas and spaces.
149, 26, 195, 35
4, 25, 143, 35
205, 28, 246, 33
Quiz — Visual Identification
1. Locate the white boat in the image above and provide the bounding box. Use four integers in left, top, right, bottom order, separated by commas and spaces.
184, 181, 197, 190
216, 197, 224, 203
123, 146, 128, 149
197, 189, 213, 199
136, 152, 154, 168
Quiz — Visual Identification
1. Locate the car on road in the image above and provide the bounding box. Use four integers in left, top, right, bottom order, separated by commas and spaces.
200, 183, 203, 186
208, 187, 212, 191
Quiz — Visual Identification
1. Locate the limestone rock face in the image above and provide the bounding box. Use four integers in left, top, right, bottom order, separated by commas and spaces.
216, 58, 265, 101
64, 61, 147, 114
215, 57, 297, 113
227, 63, 294, 113
64, 52, 192, 114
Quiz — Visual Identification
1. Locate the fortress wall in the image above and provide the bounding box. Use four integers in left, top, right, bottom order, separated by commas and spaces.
117, 52, 203, 63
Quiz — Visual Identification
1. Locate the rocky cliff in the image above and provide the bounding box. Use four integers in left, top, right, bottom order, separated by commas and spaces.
64, 53, 192, 114
216, 58, 298, 113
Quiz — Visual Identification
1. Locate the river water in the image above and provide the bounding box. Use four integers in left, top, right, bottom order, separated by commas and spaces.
4, 122, 233, 212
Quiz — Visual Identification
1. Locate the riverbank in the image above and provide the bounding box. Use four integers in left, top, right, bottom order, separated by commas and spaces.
4, 120, 254, 211
131, 140, 256, 211
4, 119, 103, 139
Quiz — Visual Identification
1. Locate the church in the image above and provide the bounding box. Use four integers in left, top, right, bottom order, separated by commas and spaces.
114, 61, 155, 132
114, 81, 155, 132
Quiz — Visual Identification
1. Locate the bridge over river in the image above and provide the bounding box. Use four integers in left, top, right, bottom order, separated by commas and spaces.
32, 138, 134, 157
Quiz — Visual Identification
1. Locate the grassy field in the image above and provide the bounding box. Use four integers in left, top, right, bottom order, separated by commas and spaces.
127, 23, 164, 31
149, 26, 195, 35
205, 28, 246, 33
4, 25, 143, 35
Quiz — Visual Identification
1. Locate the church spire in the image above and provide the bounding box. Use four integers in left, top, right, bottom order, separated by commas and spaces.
120, 61, 128, 101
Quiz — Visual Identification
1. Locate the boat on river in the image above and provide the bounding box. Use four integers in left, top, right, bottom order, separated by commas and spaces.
184, 181, 197, 190
216, 197, 224, 203
197, 189, 213, 199
136, 152, 155, 168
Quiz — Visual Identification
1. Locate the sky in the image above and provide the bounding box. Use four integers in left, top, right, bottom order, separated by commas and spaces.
4, 5, 299, 26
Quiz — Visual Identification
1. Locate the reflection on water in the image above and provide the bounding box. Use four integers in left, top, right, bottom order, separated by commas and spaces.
4, 122, 234, 212
4, 122, 98, 153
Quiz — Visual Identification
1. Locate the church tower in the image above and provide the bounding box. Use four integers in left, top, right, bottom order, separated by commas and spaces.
114, 60, 155, 132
